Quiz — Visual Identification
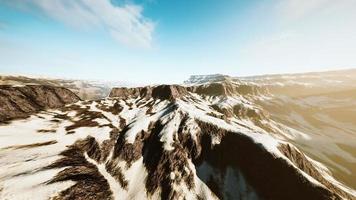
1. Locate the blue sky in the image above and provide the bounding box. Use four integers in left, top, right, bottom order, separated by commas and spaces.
1, 0, 356, 84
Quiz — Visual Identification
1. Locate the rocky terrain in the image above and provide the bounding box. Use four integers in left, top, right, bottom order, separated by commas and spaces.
186, 69, 356, 189
0, 75, 126, 100
0, 85, 80, 122
0, 70, 355, 200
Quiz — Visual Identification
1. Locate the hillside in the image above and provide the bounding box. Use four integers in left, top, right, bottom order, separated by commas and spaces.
0, 80, 355, 199
0, 75, 122, 100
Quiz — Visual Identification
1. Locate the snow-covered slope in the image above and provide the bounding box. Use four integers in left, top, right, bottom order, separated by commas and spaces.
186, 69, 356, 190
0, 83, 355, 200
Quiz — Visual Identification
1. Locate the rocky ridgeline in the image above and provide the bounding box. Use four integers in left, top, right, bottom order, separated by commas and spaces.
109, 85, 188, 100
0, 81, 265, 122
110, 82, 271, 125
0, 94, 351, 199
188, 82, 268, 96
110, 81, 267, 99
0, 85, 80, 121
0, 82, 355, 200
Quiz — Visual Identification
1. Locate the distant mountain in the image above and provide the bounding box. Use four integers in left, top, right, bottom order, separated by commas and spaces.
0, 75, 128, 100
186, 69, 356, 93
184, 74, 232, 85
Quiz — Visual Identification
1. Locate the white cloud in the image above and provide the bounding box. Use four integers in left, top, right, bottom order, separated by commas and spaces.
275, 0, 356, 23
6, 0, 155, 48
237, 0, 356, 74
276, 0, 332, 21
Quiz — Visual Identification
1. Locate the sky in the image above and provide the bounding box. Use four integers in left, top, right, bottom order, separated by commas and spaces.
0, 0, 356, 84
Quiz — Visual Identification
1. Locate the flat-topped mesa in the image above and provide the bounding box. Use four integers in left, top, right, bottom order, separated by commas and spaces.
0, 85, 80, 121
151, 85, 188, 100
184, 74, 232, 85
109, 87, 147, 99
109, 84, 189, 100
188, 81, 268, 97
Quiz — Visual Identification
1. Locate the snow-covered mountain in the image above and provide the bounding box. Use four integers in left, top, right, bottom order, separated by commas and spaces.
186, 69, 356, 190
0, 77, 355, 199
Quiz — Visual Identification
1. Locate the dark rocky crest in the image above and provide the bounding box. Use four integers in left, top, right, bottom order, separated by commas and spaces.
109, 87, 147, 99
110, 84, 188, 100
188, 82, 268, 97
0, 85, 80, 122
110, 82, 266, 101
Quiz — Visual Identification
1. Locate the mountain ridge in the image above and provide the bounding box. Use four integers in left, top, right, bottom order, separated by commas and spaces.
0, 80, 355, 199
1, 68, 356, 199
0, 85, 80, 122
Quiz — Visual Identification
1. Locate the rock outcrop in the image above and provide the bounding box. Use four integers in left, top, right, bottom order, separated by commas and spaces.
110, 82, 266, 101
0, 85, 80, 122
109, 87, 144, 99
109, 85, 188, 100
188, 82, 267, 96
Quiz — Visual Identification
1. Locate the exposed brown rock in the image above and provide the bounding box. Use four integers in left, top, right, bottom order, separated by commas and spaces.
37, 129, 57, 133
45, 137, 115, 200
111, 110, 197, 199
4, 140, 57, 150
278, 144, 352, 199
151, 85, 188, 100
142, 121, 195, 200
177, 114, 202, 160
110, 85, 188, 101
210, 105, 233, 118
188, 82, 233, 96
65, 119, 99, 132
0, 85, 80, 122
113, 128, 151, 167
188, 82, 266, 97
96, 100, 123, 115
110, 82, 266, 102
105, 160, 129, 189
64, 107, 110, 131
109, 86, 154, 99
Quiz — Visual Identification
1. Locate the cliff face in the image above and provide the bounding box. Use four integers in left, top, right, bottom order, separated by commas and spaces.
0, 85, 80, 122
110, 83, 265, 99
109, 85, 188, 100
